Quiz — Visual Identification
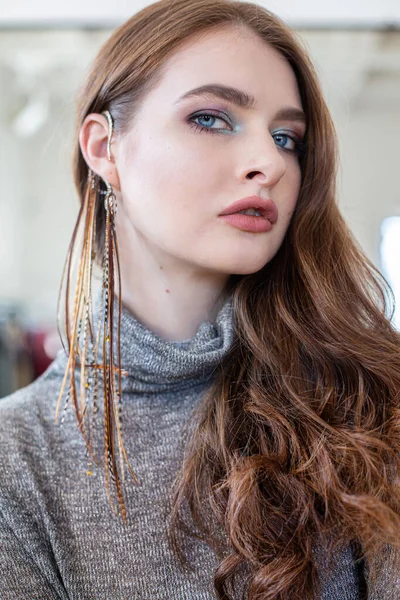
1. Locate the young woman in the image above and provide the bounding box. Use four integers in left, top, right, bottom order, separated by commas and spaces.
1, 0, 400, 598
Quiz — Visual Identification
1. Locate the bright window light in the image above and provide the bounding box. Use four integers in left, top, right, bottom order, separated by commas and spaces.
380, 216, 400, 330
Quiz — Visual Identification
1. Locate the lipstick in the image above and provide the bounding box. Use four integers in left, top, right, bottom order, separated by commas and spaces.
218, 195, 278, 233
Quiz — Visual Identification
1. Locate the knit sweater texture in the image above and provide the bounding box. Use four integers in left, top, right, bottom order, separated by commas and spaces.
0, 291, 394, 599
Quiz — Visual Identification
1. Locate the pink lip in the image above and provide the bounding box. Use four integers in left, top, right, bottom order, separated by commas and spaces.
219, 196, 278, 233
219, 195, 278, 224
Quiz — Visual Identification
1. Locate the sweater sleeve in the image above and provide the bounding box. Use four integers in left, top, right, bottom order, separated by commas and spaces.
0, 504, 70, 600
0, 379, 71, 600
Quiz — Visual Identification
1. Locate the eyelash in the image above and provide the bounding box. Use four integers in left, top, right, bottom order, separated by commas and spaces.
189, 112, 307, 157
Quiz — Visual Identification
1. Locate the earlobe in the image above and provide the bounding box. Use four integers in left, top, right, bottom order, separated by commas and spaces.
78, 113, 121, 192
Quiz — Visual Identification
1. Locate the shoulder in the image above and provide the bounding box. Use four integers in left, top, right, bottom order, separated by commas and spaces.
0, 352, 67, 449
0, 351, 86, 501
0, 355, 74, 600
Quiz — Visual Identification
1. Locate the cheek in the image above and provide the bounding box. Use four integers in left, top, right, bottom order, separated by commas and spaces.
122, 134, 223, 214
118, 138, 223, 250
275, 166, 301, 231
285, 163, 302, 211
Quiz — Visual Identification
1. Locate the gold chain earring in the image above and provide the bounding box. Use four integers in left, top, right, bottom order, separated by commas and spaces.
55, 110, 137, 522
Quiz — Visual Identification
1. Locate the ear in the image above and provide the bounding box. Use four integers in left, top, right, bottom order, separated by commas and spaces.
79, 113, 121, 192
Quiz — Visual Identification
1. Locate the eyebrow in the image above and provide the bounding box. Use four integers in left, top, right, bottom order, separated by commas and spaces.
175, 84, 307, 125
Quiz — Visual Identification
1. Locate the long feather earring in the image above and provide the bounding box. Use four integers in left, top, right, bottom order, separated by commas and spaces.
55, 111, 138, 521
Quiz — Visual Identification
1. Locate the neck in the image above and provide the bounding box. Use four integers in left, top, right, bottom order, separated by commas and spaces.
117, 244, 232, 344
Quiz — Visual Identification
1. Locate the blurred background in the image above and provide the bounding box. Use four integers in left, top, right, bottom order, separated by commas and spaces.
0, 0, 399, 397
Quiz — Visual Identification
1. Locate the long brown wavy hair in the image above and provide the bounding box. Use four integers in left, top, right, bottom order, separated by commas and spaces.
66, 0, 400, 597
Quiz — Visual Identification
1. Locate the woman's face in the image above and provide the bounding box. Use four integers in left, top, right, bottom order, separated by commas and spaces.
113, 24, 306, 278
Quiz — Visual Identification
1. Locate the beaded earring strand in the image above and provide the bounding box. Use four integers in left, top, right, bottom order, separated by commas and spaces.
55, 110, 138, 522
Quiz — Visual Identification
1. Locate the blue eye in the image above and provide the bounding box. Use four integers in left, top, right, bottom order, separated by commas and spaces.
273, 133, 294, 150
189, 112, 231, 134
273, 132, 307, 157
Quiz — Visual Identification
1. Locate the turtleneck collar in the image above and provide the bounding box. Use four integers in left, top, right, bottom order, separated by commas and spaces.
53, 290, 236, 396
115, 291, 235, 394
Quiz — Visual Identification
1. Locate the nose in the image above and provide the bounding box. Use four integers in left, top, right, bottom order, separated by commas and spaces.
238, 135, 287, 187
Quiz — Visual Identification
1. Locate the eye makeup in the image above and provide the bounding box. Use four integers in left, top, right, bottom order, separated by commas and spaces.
186, 108, 307, 157
187, 110, 236, 134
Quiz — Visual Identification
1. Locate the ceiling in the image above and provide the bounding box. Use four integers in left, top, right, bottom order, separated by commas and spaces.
0, 0, 400, 28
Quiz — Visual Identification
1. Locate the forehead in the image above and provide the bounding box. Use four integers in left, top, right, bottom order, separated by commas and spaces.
149, 24, 303, 111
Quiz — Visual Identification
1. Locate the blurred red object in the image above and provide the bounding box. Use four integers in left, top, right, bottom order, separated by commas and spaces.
26, 328, 62, 379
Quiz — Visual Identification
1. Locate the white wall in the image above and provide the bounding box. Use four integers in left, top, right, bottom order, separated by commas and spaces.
339, 107, 400, 267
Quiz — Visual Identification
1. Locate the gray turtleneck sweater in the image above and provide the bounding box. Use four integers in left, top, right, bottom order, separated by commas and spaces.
0, 293, 394, 599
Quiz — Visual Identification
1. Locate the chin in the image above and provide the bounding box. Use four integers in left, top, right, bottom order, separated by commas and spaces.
224, 256, 273, 276
196, 246, 277, 275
